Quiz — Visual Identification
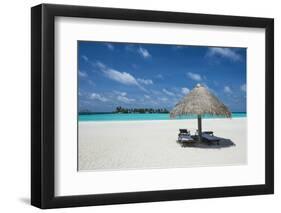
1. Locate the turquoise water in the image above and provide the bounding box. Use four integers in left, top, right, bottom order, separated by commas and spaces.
79, 112, 246, 122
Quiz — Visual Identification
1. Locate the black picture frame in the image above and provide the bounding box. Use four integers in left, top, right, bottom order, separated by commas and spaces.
31, 3, 274, 209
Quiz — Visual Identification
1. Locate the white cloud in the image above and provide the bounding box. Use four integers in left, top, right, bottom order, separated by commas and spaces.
114, 91, 127, 96
138, 47, 151, 58
187, 72, 202, 81
106, 69, 138, 85
144, 95, 150, 99
125, 45, 151, 59
95, 61, 148, 92
105, 43, 114, 50
96, 61, 106, 69
181, 87, 190, 95
224, 86, 232, 94
81, 55, 89, 62
79, 70, 88, 77
90, 93, 108, 102
207, 47, 242, 61
151, 90, 162, 95
137, 78, 153, 85
117, 95, 135, 103
162, 88, 175, 96
96, 62, 139, 86
241, 84, 246, 92
155, 74, 164, 79
113, 91, 135, 103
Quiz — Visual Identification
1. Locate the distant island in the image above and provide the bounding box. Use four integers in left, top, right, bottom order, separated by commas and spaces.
114, 106, 169, 114
79, 106, 170, 115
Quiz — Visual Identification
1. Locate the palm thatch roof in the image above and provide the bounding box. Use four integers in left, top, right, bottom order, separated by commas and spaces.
170, 84, 231, 118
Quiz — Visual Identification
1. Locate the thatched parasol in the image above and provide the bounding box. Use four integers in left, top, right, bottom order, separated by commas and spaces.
170, 84, 231, 142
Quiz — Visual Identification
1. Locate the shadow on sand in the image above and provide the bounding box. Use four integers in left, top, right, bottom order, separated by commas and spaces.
177, 138, 235, 149
19, 197, 30, 205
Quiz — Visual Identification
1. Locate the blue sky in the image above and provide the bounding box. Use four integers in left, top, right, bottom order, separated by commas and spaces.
78, 41, 246, 112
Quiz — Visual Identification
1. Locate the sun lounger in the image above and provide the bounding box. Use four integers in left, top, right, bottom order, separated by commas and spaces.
201, 132, 221, 145
178, 129, 194, 144
178, 129, 190, 136
202, 131, 213, 135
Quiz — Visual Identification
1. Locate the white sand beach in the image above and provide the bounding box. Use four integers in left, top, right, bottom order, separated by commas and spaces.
78, 118, 247, 171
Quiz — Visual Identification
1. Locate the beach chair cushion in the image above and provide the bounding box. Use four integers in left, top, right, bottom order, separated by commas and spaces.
202, 133, 220, 142
178, 135, 193, 142
202, 131, 214, 135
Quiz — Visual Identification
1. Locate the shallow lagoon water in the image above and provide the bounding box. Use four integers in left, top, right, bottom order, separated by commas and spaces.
79, 112, 246, 122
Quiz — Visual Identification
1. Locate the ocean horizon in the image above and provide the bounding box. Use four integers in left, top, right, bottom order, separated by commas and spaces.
79, 112, 246, 122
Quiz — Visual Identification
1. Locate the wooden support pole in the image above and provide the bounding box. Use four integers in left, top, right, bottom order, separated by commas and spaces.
197, 114, 202, 142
